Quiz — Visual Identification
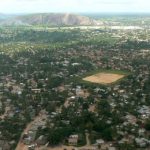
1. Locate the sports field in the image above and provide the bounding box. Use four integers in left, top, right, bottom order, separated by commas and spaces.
83, 72, 125, 84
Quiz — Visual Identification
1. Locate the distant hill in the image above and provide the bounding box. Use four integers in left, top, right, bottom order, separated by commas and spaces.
0, 13, 16, 20
0, 13, 8, 20
0, 13, 100, 26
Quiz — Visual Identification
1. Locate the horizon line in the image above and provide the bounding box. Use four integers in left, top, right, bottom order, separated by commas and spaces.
1, 11, 150, 15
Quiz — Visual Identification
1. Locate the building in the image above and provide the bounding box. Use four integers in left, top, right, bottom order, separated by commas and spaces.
68, 135, 79, 145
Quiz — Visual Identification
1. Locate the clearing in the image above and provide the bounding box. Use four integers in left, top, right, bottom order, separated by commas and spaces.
83, 72, 125, 84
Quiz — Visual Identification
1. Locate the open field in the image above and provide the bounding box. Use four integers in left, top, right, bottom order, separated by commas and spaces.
83, 72, 125, 84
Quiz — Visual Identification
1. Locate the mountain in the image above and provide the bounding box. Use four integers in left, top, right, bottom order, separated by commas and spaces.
0, 13, 16, 20
0, 13, 99, 26
0, 13, 8, 20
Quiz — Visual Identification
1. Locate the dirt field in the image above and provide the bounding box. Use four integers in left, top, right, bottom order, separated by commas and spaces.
83, 72, 125, 84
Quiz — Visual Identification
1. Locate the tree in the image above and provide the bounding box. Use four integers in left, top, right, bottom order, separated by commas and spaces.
97, 99, 111, 117
48, 127, 73, 145
145, 120, 150, 131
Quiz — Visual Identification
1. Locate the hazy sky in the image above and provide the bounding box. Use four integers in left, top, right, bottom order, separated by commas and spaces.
0, 0, 150, 14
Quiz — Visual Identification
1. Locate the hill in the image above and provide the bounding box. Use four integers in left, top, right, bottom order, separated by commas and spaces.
0, 13, 9, 20
0, 13, 16, 20
0, 13, 99, 26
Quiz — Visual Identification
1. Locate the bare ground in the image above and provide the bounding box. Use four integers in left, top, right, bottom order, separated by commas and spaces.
83, 73, 125, 84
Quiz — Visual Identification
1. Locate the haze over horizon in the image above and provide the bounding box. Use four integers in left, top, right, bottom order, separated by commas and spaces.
0, 0, 150, 14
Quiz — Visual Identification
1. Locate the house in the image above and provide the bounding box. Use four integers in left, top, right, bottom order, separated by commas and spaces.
138, 128, 145, 136
96, 139, 104, 145
95, 139, 105, 149
23, 130, 37, 145
31, 89, 41, 93
125, 114, 137, 125
138, 105, 150, 119
28, 144, 36, 150
36, 135, 47, 145
68, 135, 79, 145
135, 138, 150, 148
108, 147, 116, 150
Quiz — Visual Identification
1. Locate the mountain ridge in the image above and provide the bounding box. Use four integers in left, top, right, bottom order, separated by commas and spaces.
0, 13, 100, 26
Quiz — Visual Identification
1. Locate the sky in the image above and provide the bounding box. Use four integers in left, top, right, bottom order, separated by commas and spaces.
0, 0, 150, 14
